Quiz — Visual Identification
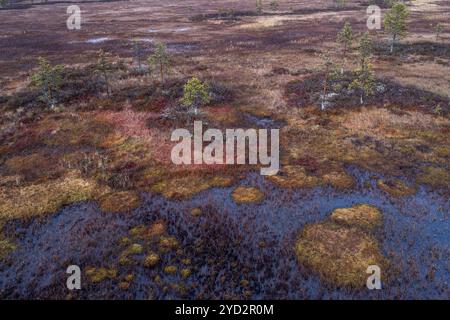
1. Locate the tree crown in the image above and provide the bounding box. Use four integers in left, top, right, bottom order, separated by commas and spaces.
148, 42, 170, 68
384, 2, 409, 39
337, 22, 354, 49
181, 77, 211, 108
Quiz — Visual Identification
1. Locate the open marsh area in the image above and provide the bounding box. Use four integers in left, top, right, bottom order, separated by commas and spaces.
0, 0, 449, 300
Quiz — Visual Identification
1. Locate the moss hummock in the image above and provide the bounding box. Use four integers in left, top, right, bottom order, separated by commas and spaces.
85, 267, 117, 283
231, 186, 264, 204
331, 204, 383, 231
151, 175, 233, 200
295, 204, 388, 288
0, 236, 16, 260
99, 191, 141, 213
377, 179, 416, 197
295, 222, 387, 288
0, 170, 106, 220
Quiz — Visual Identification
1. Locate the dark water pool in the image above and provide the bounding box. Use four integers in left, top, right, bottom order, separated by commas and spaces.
0, 168, 448, 299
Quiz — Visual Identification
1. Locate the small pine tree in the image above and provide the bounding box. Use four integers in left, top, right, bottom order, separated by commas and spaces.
384, 2, 409, 53
336, 0, 348, 8
95, 49, 113, 97
435, 23, 443, 41
256, 0, 263, 14
0, 0, 9, 8
148, 42, 170, 84
31, 57, 64, 108
349, 62, 376, 105
269, 0, 278, 10
337, 22, 354, 74
132, 40, 143, 71
357, 32, 373, 71
319, 53, 334, 111
181, 77, 211, 115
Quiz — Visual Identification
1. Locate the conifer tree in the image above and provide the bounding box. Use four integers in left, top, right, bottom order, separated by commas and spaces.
181, 77, 211, 115
95, 49, 113, 97
384, 2, 409, 53
148, 42, 171, 84
435, 23, 443, 41
31, 57, 64, 108
349, 62, 376, 105
337, 22, 354, 74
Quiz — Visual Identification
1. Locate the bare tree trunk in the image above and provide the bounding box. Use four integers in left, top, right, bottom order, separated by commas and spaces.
322, 73, 328, 110
103, 72, 110, 97
341, 45, 347, 75
390, 34, 396, 53
46, 83, 53, 108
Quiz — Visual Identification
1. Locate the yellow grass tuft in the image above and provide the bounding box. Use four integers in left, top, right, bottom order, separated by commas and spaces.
143, 252, 160, 268
0, 235, 16, 260
417, 166, 450, 189
151, 174, 233, 200
231, 186, 264, 204
268, 166, 320, 189
85, 267, 117, 283
331, 204, 383, 231
295, 221, 387, 288
98, 191, 141, 213
0, 170, 107, 220
377, 179, 416, 197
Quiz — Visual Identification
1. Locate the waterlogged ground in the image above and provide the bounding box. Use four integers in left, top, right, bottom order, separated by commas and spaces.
0, 0, 449, 300
1, 168, 448, 299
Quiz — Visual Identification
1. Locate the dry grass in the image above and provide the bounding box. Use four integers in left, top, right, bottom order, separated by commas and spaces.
85, 267, 118, 283
151, 174, 233, 200
338, 108, 448, 139
0, 170, 107, 220
417, 166, 450, 189
296, 221, 387, 288
377, 179, 417, 197
0, 234, 16, 260
98, 191, 142, 213
231, 186, 264, 204
331, 204, 383, 231
296, 203, 389, 287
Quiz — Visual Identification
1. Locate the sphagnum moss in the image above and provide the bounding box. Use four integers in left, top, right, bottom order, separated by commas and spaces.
0, 170, 107, 220
296, 204, 388, 288
417, 166, 450, 189
377, 179, 416, 197
295, 221, 387, 288
143, 252, 160, 268
231, 186, 264, 204
268, 166, 319, 189
331, 204, 383, 231
151, 175, 233, 200
85, 267, 118, 283
164, 265, 178, 275
0, 236, 16, 260
99, 191, 141, 213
